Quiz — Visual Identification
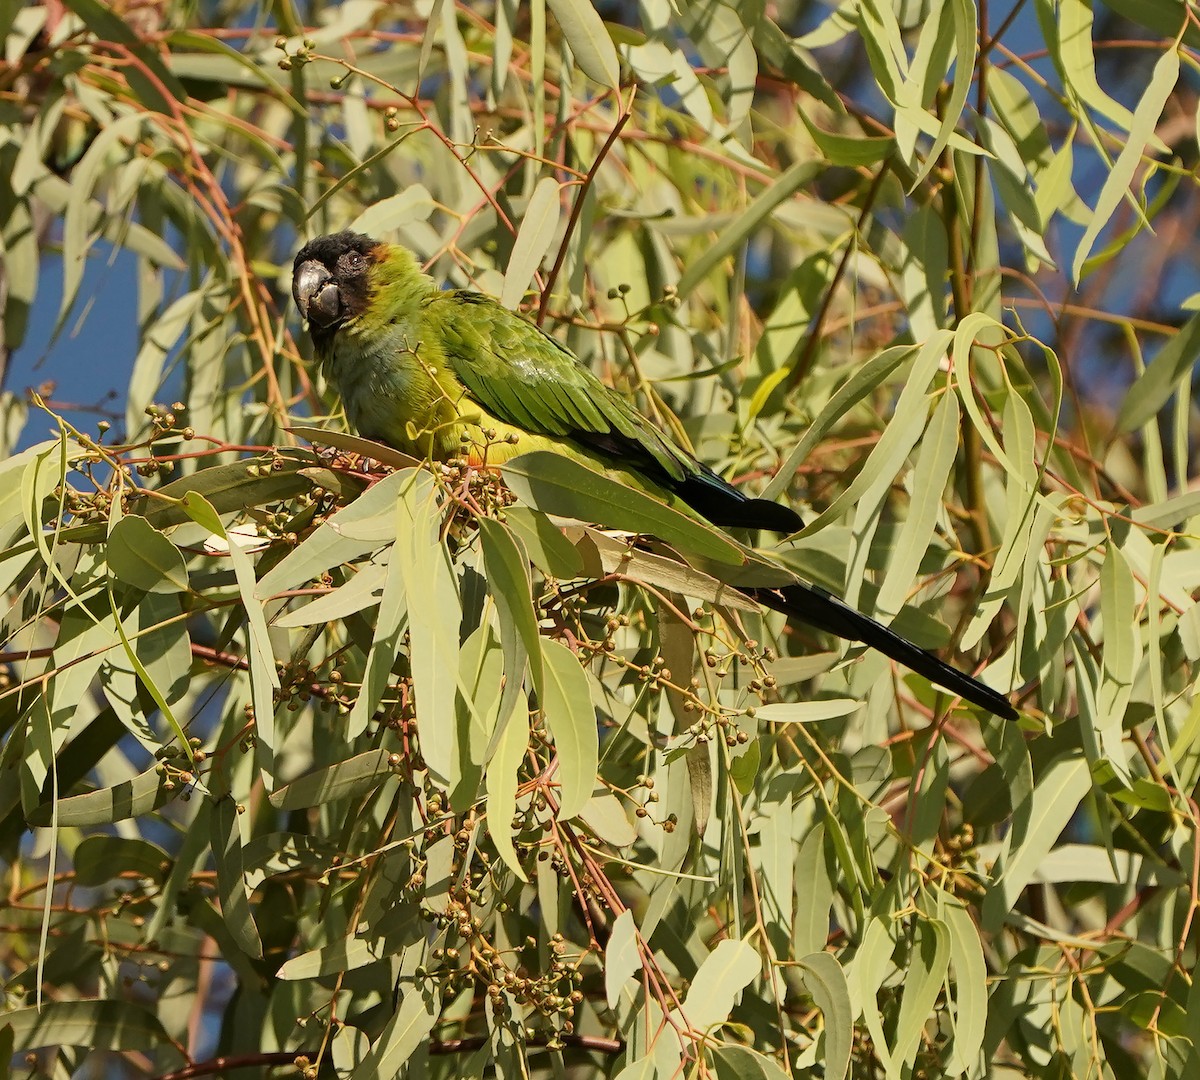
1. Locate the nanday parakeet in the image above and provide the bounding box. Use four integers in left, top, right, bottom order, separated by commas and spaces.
292, 231, 1017, 721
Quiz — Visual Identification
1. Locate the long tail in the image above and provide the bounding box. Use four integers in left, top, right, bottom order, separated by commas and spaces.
615, 444, 1017, 719
749, 581, 1018, 721
671, 463, 806, 533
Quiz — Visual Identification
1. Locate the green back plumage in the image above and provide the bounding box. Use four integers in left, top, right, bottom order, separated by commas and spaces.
427, 290, 695, 482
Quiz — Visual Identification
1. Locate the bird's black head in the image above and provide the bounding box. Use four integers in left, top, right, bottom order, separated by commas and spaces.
292, 231, 380, 344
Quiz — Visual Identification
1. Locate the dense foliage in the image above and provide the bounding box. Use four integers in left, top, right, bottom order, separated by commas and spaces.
2, 0, 1200, 1077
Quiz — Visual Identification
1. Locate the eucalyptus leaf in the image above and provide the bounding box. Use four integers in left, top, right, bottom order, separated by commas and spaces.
539, 637, 597, 821
269, 749, 396, 809
546, 0, 620, 86
106, 515, 190, 594
6, 1001, 182, 1063
501, 452, 744, 565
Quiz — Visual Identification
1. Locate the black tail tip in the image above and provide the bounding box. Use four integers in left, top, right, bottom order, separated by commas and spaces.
956, 686, 1019, 722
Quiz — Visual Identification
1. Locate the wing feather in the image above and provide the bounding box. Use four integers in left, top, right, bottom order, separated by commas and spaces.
430, 291, 692, 481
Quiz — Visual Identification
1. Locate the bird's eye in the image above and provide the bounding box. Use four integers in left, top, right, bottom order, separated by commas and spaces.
341, 251, 366, 272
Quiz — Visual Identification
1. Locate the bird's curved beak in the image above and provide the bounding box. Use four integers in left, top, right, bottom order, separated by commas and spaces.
292, 260, 340, 326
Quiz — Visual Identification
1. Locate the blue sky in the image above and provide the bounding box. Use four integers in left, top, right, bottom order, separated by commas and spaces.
10, 243, 140, 451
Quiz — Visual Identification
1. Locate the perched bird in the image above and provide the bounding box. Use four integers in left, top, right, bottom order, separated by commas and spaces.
293, 231, 1017, 721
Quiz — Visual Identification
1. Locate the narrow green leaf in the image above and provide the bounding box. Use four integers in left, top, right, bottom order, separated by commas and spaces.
50, 609, 122, 747
800, 112, 894, 166
605, 909, 642, 1008
6, 1000, 181, 1062
73, 836, 171, 887
128, 455, 313, 531
350, 185, 435, 236
978, 718, 1035, 858
613, 1056, 658, 1080
649, 745, 694, 876
754, 699, 861, 724
277, 910, 422, 979
106, 515, 190, 594
857, 0, 905, 101
959, 363, 1042, 649
288, 426, 423, 472
712, 1045, 792, 1080
1071, 47, 1178, 281
539, 637, 597, 821
1109, 780, 1173, 814
0, 441, 55, 547
921, 0, 977, 184
479, 516, 542, 698
798, 332, 947, 535
1097, 545, 1139, 776
63, 0, 188, 106
676, 159, 824, 300
728, 737, 760, 794
103, 583, 192, 764
278, 936, 391, 981
196, 497, 279, 753
579, 791, 638, 847
485, 688, 529, 879
104, 592, 191, 725
623, 38, 716, 131
165, 29, 307, 113
583, 530, 760, 612
26, 765, 173, 826
501, 452, 744, 565
875, 390, 959, 619
1103, 0, 1200, 45
797, 952, 853, 1080
348, 532, 408, 740
1017, 843, 1164, 885
1071, 639, 1119, 797
500, 505, 584, 578
395, 475, 461, 790
846, 917, 895, 1070
256, 469, 414, 600
501, 177, 562, 309
456, 622, 504, 790
679, 0, 756, 131
943, 899, 987, 1076
1116, 312, 1200, 433
982, 754, 1092, 931
752, 11, 841, 107
546, 0, 620, 87
1131, 489, 1200, 530
685, 743, 713, 844
58, 114, 147, 330
891, 919, 950, 1077
674, 938, 760, 1032
269, 750, 395, 809
125, 288, 208, 436
276, 560, 388, 627
356, 984, 441, 1074
1054, 0, 1137, 135
755, 776, 794, 955
657, 592, 698, 745
763, 346, 915, 501
176, 490, 223, 534
211, 797, 263, 959
908, 739, 951, 854
183, 893, 263, 992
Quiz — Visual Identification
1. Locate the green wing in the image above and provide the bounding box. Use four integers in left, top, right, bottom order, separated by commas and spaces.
428, 291, 696, 482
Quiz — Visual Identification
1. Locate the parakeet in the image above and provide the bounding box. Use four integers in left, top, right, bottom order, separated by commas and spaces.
293, 231, 1017, 721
